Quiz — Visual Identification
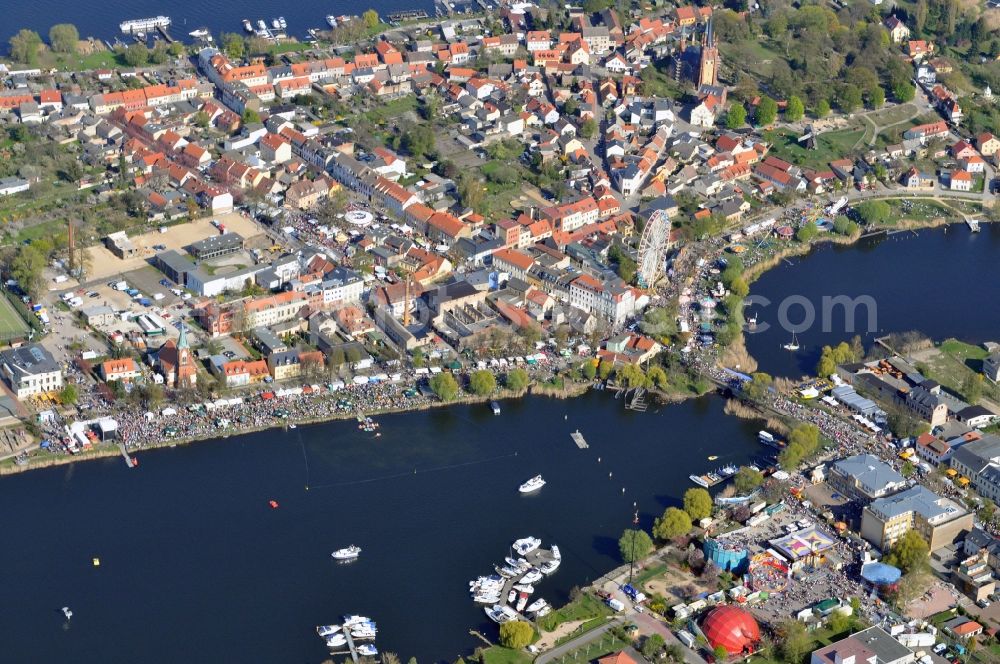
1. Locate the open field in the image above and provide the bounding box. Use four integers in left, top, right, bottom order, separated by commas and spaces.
763, 128, 865, 170
0, 293, 31, 341
78, 213, 265, 283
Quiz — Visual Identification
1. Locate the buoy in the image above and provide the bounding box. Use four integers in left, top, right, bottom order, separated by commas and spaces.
92, 557, 100, 567
598, 457, 601, 462
609, 472, 612, 478
268, 500, 279, 509
622, 487, 625, 493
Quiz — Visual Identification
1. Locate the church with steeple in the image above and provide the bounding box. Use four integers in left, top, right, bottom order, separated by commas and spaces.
155, 322, 198, 388
697, 18, 719, 88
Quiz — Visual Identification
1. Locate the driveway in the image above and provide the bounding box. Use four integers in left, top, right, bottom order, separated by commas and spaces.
535, 618, 623, 664
631, 612, 707, 664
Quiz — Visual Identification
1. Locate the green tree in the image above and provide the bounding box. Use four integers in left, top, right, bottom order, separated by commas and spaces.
193, 111, 210, 128
796, 223, 818, 243
168, 41, 185, 57
59, 384, 78, 405
401, 124, 436, 159
124, 43, 148, 67
884, 530, 929, 574
868, 87, 886, 109
814, 99, 831, 118
457, 173, 485, 211
9, 29, 42, 65
48, 24, 79, 54
785, 96, 804, 122
642, 634, 666, 660
713, 645, 729, 660
726, 103, 747, 129
730, 276, 749, 298
777, 621, 812, 664
10, 245, 47, 296
469, 370, 497, 396
363, 9, 380, 30
962, 373, 984, 404
579, 117, 598, 139
221, 32, 245, 60
242, 109, 261, 124
836, 84, 863, 113
755, 97, 778, 126
505, 368, 529, 392
430, 373, 459, 401
646, 365, 669, 390
664, 644, 685, 662
893, 82, 915, 102
498, 620, 534, 649
743, 372, 773, 401
734, 466, 764, 494
582, 362, 597, 380
856, 200, 891, 225
616, 363, 646, 389
653, 507, 692, 540
683, 488, 713, 520
833, 215, 859, 236
619, 528, 654, 563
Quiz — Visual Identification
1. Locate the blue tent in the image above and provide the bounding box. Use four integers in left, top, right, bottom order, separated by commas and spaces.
861, 562, 901, 586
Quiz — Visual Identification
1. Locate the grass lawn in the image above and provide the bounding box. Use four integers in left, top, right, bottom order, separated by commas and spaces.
762, 128, 864, 170
481, 646, 534, 664
883, 198, 953, 223
557, 632, 629, 663
363, 96, 418, 125
539, 593, 612, 632
631, 562, 668, 589
0, 293, 32, 341
720, 40, 783, 78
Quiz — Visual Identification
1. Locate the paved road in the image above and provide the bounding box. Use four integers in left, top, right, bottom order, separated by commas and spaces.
630, 612, 707, 664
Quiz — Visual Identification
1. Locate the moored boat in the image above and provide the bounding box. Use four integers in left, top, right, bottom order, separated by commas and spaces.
512, 536, 541, 555
316, 625, 341, 637
357, 644, 378, 657
242, 19, 253, 32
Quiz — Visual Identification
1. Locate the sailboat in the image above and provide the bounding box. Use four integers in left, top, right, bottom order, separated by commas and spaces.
747, 312, 757, 329
783, 333, 800, 351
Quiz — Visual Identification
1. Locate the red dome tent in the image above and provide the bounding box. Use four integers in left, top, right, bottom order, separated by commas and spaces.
701, 605, 761, 655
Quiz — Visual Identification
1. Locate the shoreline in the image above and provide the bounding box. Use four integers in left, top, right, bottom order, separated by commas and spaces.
0, 380, 592, 477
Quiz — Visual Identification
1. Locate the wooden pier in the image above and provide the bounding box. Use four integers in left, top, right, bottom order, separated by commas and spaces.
570, 430, 588, 449
342, 628, 360, 664
496, 546, 559, 617
156, 26, 174, 43
626, 388, 648, 412
118, 442, 135, 468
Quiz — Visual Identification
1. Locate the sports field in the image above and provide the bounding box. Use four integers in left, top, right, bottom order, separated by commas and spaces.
0, 293, 31, 342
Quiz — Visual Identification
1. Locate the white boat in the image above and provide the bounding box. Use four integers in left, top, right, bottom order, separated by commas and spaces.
504, 556, 527, 569
689, 474, 711, 488
551, 545, 561, 561
473, 591, 502, 604
278, 17, 287, 29
242, 19, 253, 32
485, 604, 518, 624
351, 626, 377, 640
289, 423, 297, 429
539, 557, 561, 575
519, 568, 543, 585
535, 604, 552, 617
758, 430, 774, 444
491, 400, 501, 415
511, 583, 534, 593
316, 625, 341, 637
272, 18, 281, 29
508, 589, 517, 603
516, 592, 529, 612
331, 545, 361, 560
325, 634, 347, 648
518, 475, 546, 493
61, 607, 73, 620
188, 28, 210, 38
526, 598, 549, 614
968, 219, 981, 232
357, 645, 378, 657
496, 564, 520, 578
326, 15, 338, 28
512, 537, 541, 555
342, 615, 371, 627
783, 333, 800, 351
257, 20, 267, 31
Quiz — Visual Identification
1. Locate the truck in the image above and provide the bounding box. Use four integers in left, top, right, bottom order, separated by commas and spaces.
622, 584, 646, 603
677, 630, 696, 648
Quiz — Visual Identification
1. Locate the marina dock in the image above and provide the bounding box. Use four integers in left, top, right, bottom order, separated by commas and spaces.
496, 546, 559, 615
967, 219, 981, 232
118, 442, 135, 468
342, 628, 360, 664
570, 430, 588, 449
626, 388, 647, 412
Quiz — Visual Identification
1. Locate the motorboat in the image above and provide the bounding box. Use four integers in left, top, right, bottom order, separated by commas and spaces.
289, 423, 297, 429
257, 20, 267, 31
188, 28, 210, 38
539, 557, 561, 575
719, 464, 738, 478
351, 626, 377, 640
326, 15, 338, 28
519, 568, 543, 585
316, 625, 341, 637
511, 583, 534, 593
689, 474, 710, 488
491, 401, 501, 415
331, 545, 361, 560
508, 589, 517, 603
342, 615, 371, 627
278, 17, 287, 29
504, 556, 528, 569
518, 475, 546, 493
551, 545, 561, 561
242, 19, 253, 33
271, 18, 281, 29
535, 604, 552, 617
357, 645, 378, 657
496, 564, 520, 578
516, 592, 529, 612
325, 634, 347, 648
783, 333, 800, 351
707, 455, 719, 461
758, 430, 774, 444
512, 537, 541, 555
485, 604, 518, 624
62, 607, 73, 620
526, 598, 549, 614
473, 591, 502, 604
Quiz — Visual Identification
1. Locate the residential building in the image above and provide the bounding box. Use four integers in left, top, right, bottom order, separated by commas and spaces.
0, 344, 63, 398
951, 434, 1000, 502
188, 233, 244, 259
860, 485, 972, 552
809, 626, 915, 664
100, 357, 141, 383
828, 454, 907, 502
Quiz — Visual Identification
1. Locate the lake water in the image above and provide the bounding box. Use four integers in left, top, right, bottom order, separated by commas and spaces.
0, 391, 766, 663
744, 224, 1000, 378
1, 0, 435, 50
